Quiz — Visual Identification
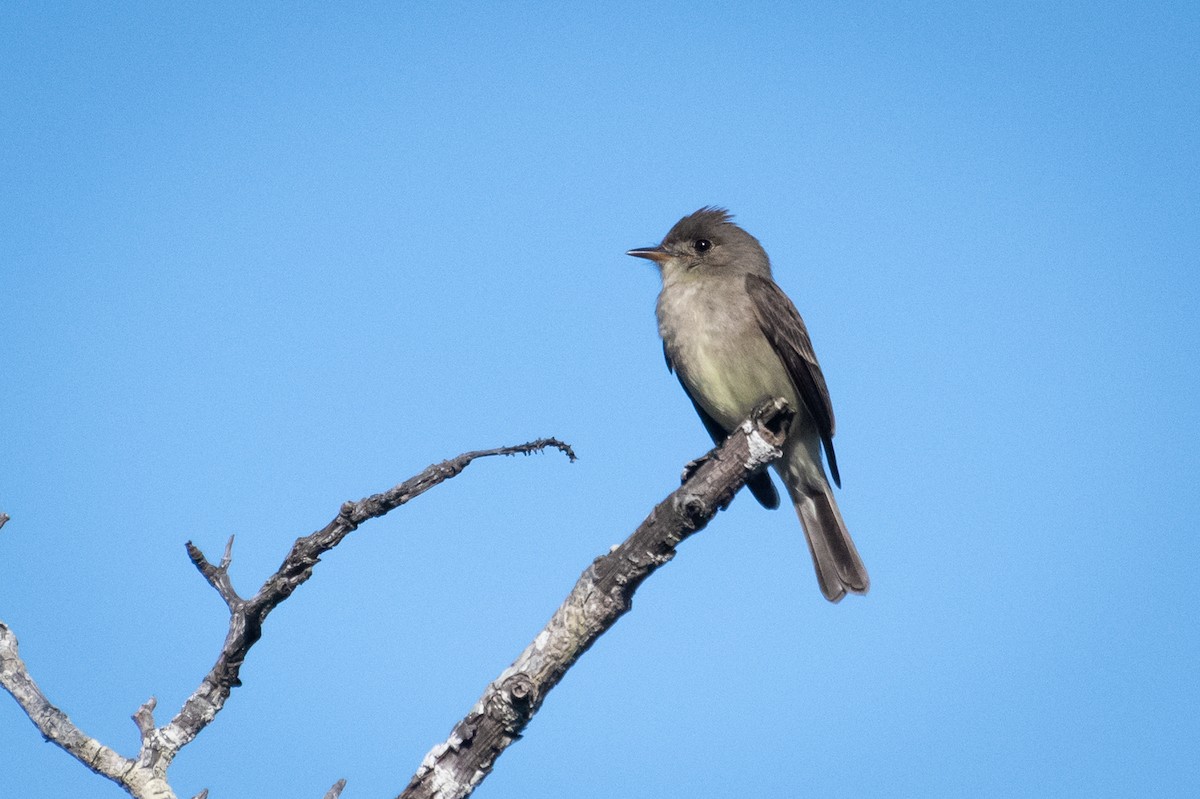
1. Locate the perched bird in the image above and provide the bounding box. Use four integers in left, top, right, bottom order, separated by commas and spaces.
628, 207, 868, 602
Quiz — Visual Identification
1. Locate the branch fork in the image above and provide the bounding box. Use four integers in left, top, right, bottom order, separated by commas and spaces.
1, 438, 575, 799
1, 401, 788, 799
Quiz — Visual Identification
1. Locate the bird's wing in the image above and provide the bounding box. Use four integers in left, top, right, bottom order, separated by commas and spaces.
745, 273, 841, 487
665, 341, 780, 509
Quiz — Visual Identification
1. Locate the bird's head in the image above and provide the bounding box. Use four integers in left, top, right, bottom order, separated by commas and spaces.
627, 207, 771, 280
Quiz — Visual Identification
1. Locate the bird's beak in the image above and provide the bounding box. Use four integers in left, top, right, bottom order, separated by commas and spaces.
626, 245, 670, 263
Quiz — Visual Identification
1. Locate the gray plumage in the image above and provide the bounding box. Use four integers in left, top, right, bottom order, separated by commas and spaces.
628, 207, 868, 602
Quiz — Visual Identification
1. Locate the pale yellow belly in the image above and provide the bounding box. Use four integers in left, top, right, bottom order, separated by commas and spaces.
676, 323, 800, 432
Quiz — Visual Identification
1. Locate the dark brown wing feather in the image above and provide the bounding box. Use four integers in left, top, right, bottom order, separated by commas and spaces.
664, 342, 780, 508
744, 273, 841, 487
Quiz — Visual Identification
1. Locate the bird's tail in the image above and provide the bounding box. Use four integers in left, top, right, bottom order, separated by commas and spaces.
788, 480, 869, 603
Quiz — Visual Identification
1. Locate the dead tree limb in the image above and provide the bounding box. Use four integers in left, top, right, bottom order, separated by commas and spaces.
0, 438, 575, 799
399, 398, 794, 799
0, 621, 148, 790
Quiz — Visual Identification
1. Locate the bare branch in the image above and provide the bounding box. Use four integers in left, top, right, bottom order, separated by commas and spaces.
142, 439, 576, 781
399, 399, 794, 799
185, 537, 242, 611
2, 438, 573, 798
0, 621, 146, 791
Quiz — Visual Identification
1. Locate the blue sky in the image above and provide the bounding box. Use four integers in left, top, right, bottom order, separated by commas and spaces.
2, 2, 1198, 797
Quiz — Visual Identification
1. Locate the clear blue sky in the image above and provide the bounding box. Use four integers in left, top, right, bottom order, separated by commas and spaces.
3, 3, 1198, 797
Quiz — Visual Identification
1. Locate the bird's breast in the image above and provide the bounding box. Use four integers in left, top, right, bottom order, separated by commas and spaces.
656, 279, 799, 431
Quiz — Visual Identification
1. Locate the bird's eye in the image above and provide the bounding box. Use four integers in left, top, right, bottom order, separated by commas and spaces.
694, 239, 712, 252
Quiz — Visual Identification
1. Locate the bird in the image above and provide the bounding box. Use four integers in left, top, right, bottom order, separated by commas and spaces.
627, 207, 868, 602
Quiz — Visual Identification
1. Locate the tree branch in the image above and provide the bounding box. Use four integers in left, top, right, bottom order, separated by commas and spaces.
1, 438, 575, 798
185, 536, 241, 610
0, 622, 141, 787
154, 437, 576, 784
399, 399, 794, 799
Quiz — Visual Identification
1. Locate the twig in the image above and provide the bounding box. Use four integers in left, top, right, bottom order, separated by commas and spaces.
399, 399, 794, 799
185, 536, 241, 610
